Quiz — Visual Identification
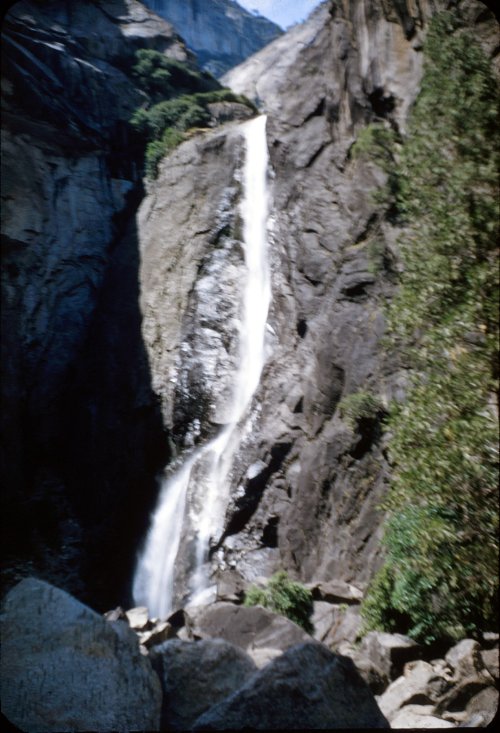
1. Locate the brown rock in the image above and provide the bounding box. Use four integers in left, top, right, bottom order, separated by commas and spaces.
189, 602, 311, 654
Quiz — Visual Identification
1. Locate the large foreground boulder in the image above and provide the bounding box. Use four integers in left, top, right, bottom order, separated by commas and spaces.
150, 638, 257, 730
0, 578, 162, 732
192, 642, 390, 729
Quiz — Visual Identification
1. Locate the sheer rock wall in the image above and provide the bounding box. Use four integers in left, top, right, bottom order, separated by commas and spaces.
139, 0, 499, 602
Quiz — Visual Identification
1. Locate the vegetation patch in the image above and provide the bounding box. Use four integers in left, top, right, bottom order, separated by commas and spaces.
338, 391, 383, 427
129, 50, 256, 178
360, 11, 499, 644
244, 571, 314, 633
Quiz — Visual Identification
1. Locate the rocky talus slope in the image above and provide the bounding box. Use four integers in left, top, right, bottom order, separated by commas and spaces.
2, 578, 498, 730
142, 0, 283, 76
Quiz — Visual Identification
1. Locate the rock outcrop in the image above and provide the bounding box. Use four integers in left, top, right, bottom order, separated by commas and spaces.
192, 642, 390, 730
150, 638, 257, 730
1, 0, 192, 607
135, 0, 414, 602
0, 578, 162, 732
135, 0, 499, 606
5, 578, 495, 730
142, 0, 283, 76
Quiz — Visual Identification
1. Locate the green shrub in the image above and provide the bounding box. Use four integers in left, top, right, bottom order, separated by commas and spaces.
338, 392, 382, 427
129, 50, 257, 179
132, 49, 219, 100
131, 97, 211, 140
361, 11, 499, 644
244, 571, 314, 633
350, 123, 398, 171
144, 127, 185, 178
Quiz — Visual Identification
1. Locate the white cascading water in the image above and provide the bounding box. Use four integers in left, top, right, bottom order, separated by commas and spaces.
133, 115, 271, 618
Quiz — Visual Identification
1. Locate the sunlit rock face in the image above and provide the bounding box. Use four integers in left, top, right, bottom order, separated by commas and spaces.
2, 0, 497, 616
137, 0, 499, 604
142, 0, 283, 76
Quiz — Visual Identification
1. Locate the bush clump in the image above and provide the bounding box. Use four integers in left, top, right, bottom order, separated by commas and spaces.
130, 49, 257, 178
338, 391, 382, 427
132, 49, 219, 101
244, 571, 314, 633
145, 127, 186, 178
361, 11, 499, 644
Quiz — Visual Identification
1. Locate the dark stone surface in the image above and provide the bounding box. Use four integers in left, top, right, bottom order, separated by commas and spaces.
150, 638, 257, 731
193, 642, 390, 730
1, 578, 162, 732
188, 602, 311, 652
0, 0, 183, 608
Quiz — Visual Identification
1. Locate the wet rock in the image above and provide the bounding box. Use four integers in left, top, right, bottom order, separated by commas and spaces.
150, 638, 257, 731
193, 642, 389, 730
0, 578, 162, 732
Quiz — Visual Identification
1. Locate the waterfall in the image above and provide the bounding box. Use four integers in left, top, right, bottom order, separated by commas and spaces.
133, 115, 271, 619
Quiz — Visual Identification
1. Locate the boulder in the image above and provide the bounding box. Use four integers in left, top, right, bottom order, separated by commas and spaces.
307, 580, 364, 604
247, 646, 283, 669
189, 601, 311, 653
464, 686, 499, 726
149, 638, 257, 731
445, 638, 484, 679
193, 642, 389, 729
435, 676, 497, 717
390, 706, 455, 728
337, 643, 389, 694
481, 647, 499, 682
125, 605, 150, 630
377, 660, 450, 722
360, 631, 422, 680
323, 605, 363, 648
139, 620, 176, 649
103, 606, 127, 622
0, 578, 162, 732
311, 600, 341, 642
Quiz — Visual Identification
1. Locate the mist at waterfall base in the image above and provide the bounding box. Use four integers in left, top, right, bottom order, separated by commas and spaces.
132, 116, 271, 619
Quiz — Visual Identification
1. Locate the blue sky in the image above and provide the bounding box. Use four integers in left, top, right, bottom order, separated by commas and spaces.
238, 0, 324, 29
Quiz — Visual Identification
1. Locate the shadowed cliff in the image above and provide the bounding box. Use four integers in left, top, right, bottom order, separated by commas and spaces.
0, 0, 177, 608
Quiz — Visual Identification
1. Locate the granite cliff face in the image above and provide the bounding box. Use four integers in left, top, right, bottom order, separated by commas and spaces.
137, 0, 499, 604
0, 0, 188, 606
1, 0, 497, 615
141, 0, 283, 76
